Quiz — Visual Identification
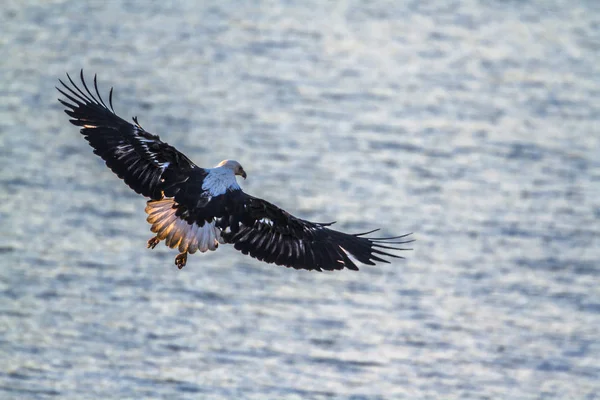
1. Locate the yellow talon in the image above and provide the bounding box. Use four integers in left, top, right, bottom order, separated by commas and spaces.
147, 236, 161, 249
175, 252, 188, 269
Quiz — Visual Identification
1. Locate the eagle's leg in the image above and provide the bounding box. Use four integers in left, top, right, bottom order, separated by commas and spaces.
147, 235, 161, 249
175, 252, 188, 269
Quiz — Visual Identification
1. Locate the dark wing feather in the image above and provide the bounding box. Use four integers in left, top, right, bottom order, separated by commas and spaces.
57, 70, 198, 200
222, 193, 414, 271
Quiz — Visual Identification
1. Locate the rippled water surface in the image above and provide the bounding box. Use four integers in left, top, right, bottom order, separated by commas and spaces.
1, 1, 599, 399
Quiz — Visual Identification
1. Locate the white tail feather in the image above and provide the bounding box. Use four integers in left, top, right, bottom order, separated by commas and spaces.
146, 199, 221, 254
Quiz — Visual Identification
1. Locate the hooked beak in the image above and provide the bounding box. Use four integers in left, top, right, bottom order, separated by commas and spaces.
241, 170, 247, 180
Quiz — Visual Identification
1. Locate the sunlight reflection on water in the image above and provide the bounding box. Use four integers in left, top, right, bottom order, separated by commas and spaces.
1, 1, 599, 399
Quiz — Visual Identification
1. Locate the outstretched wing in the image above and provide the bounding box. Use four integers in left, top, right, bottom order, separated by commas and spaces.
221, 193, 413, 271
57, 70, 198, 200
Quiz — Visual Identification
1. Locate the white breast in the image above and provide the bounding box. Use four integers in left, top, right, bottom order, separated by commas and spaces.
202, 167, 240, 196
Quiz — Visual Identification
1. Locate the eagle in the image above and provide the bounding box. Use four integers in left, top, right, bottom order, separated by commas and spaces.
57, 71, 413, 271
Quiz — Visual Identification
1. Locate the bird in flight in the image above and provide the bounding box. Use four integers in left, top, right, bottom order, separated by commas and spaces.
57, 71, 413, 270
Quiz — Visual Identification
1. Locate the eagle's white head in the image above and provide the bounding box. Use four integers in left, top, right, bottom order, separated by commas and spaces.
217, 159, 247, 179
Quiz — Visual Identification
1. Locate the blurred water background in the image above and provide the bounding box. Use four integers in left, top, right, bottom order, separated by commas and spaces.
1, 1, 599, 399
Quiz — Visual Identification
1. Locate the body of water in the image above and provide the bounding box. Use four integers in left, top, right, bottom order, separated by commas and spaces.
1, 1, 599, 398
